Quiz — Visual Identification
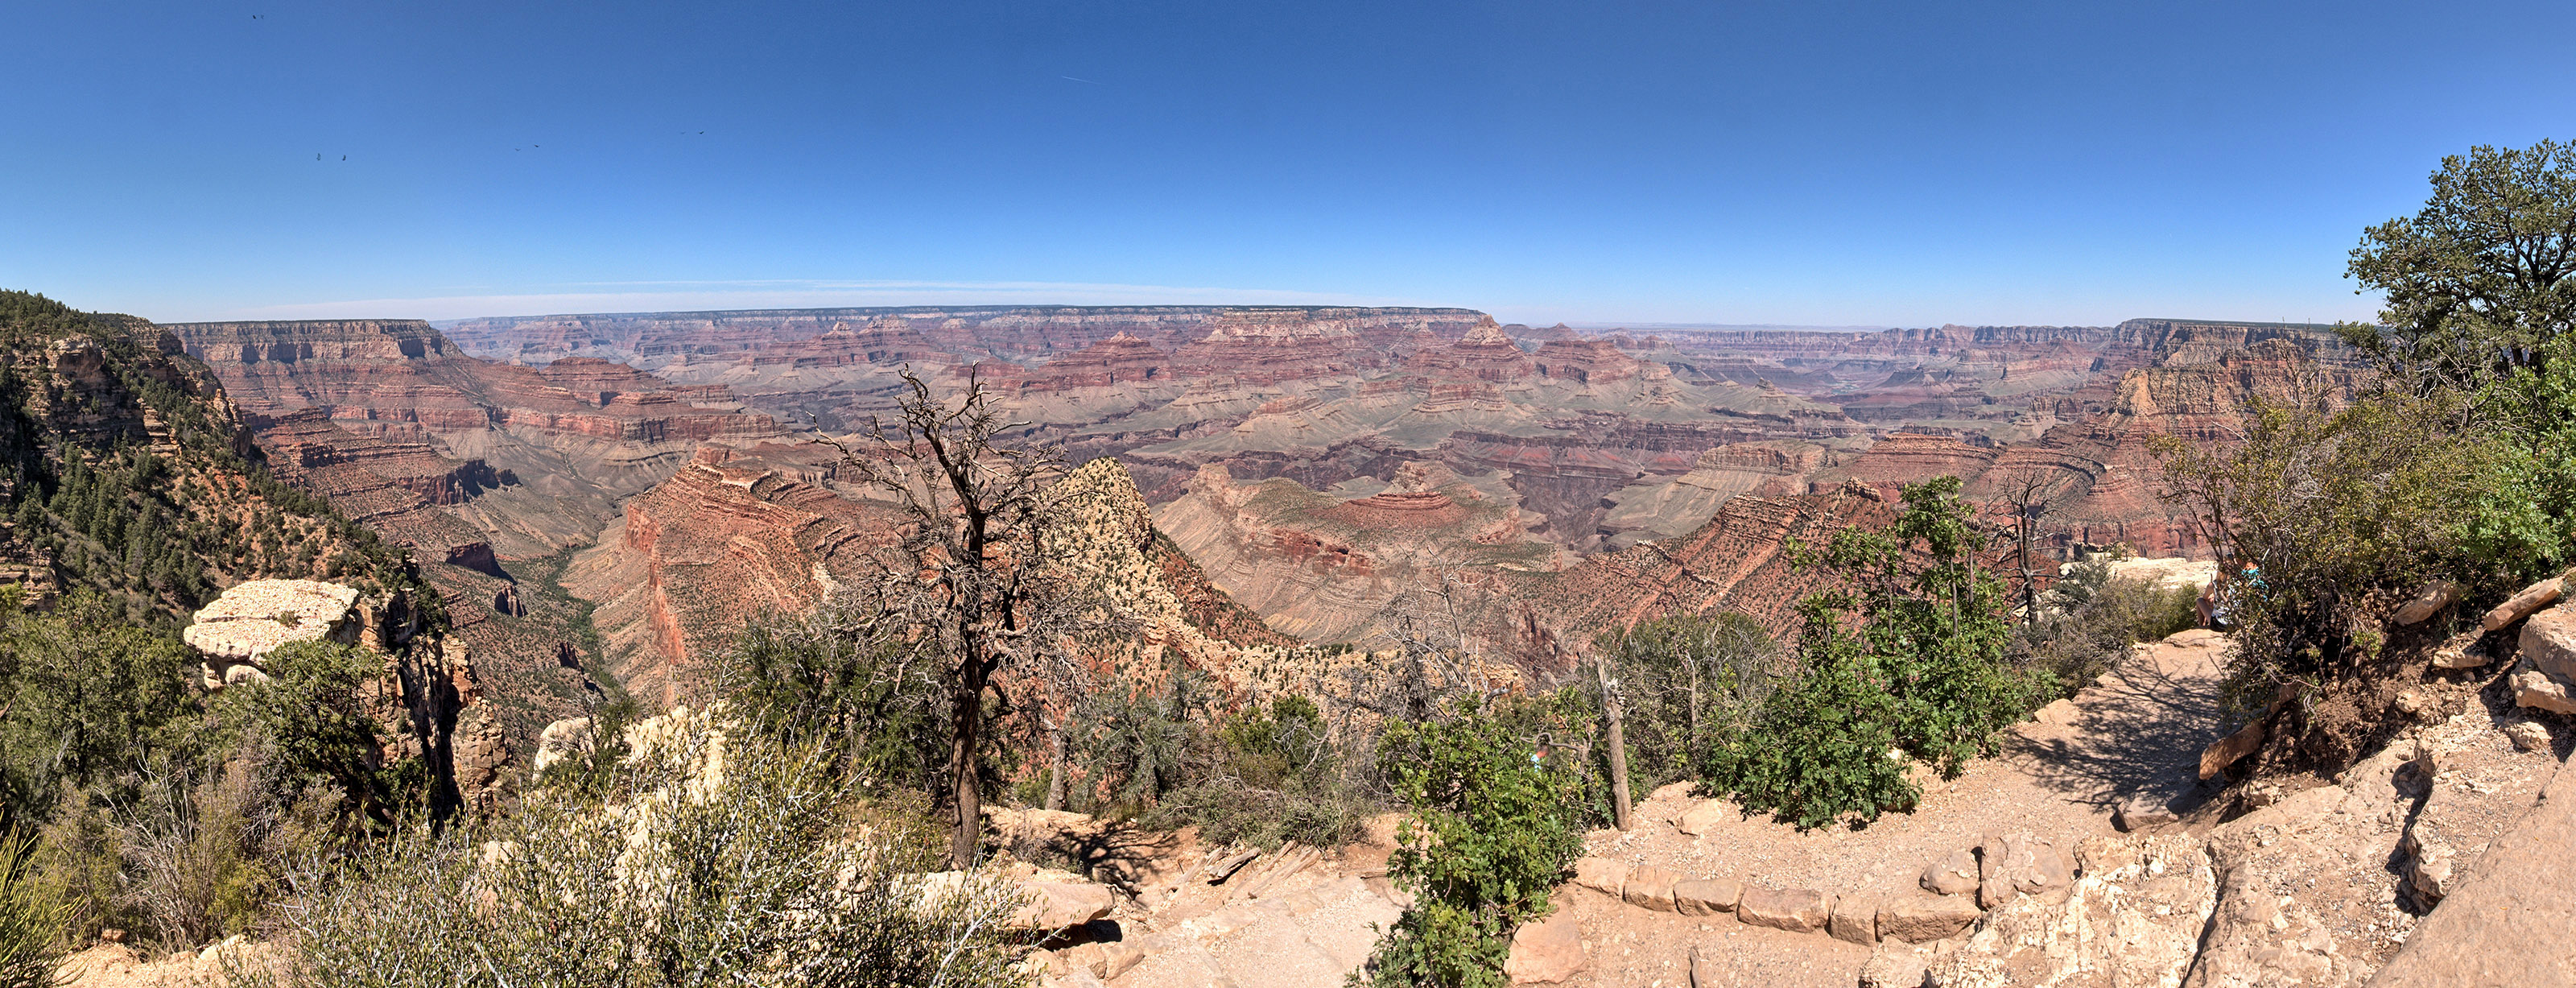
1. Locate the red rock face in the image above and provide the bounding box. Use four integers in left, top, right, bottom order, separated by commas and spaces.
254, 408, 502, 508
967, 332, 1172, 394
1407, 322, 1536, 382
1167, 311, 1387, 386
567, 442, 901, 704
1319, 490, 1468, 530
166, 320, 781, 446
1530, 339, 1641, 384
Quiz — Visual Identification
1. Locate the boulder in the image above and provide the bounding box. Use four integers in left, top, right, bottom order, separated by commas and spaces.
1502, 909, 1587, 985
1012, 880, 1114, 930
1570, 857, 1627, 898
2392, 581, 2460, 626
2370, 753, 2576, 987
531, 717, 595, 774
1672, 878, 1740, 916
1830, 894, 1880, 945
221, 663, 270, 687
180, 579, 363, 663
1975, 832, 2070, 910
1876, 893, 1984, 943
2520, 605, 2576, 682
1099, 940, 1148, 980
2507, 720, 2553, 753
1920, 848, 1979, 895
1859, 943, 1931, 988
2481, 573, 2566, 632
1736, 886, 1831, 934
1621, 865, 1679, 912
1676, 799, 1732, 836
2514, 667, 2576, 715
2113, 795, 2179, 832
1929, 835, 2215, 988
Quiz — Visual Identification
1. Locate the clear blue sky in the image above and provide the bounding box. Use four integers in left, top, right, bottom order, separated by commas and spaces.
5, 2, 2570, 327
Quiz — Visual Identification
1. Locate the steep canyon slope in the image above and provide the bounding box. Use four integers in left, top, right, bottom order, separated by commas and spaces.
163, 318, 788, 745
447, 307, 2343, 658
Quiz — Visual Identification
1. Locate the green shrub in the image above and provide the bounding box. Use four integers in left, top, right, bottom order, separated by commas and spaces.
1141, 694, 1373, 850
1356, 690, 1593, 988
704, 602, 951, 793
1702, 477, 2053, 829
2158, 394, 2538, 712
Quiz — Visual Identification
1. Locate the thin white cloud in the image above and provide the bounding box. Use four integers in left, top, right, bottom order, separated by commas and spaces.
208, 280, 1443, 323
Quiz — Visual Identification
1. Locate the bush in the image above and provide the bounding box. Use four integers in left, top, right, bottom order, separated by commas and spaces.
1702, 477, 2054, 829
1356, 690, 1593, 988
2158, 394, 2537, 712
264, 705, 1031, 988
1597, 612, 1781, 793
0, 592, 192, 830
0, 833, 65, 988
1141, 694, 1373, 850
704, 602, 951, 793
2013, 561, 2201, 693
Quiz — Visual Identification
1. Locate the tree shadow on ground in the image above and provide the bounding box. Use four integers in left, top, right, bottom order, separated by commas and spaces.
2000, 646, 2231, 814
994, 813, 1186, 897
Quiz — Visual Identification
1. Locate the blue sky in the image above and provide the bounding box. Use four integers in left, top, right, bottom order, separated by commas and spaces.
5, 2, 2570, 327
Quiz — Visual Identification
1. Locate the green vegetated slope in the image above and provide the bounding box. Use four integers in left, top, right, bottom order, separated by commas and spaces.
0, 291, 430, 624
0, 290, 453, 956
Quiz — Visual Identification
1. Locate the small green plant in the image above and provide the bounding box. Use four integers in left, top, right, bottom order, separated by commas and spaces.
1356, 690, 1592, 988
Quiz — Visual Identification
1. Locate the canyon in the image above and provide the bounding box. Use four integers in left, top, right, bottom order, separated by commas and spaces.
153, 307, 2355, 754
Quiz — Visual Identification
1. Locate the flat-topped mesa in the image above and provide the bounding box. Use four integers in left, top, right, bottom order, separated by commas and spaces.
1696, 439, 1829, 478
1407, 321, 1536, 382
741, 316, 951, 369
1531, 338, 1643, 384
964, 332, 1173, 395
1818, 432, 2000, 499
2116, 318, 2357, 366
172, 318, 782, 445
167, 318, 459, 366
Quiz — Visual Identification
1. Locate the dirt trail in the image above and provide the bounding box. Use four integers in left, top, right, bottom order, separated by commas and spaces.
1563, 629, 2233, 986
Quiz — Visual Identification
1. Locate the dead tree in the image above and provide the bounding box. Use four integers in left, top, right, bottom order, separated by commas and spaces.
830, 368, 1081, 866
1593, 651, 1633, 831
1988, 468, 2070, 627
